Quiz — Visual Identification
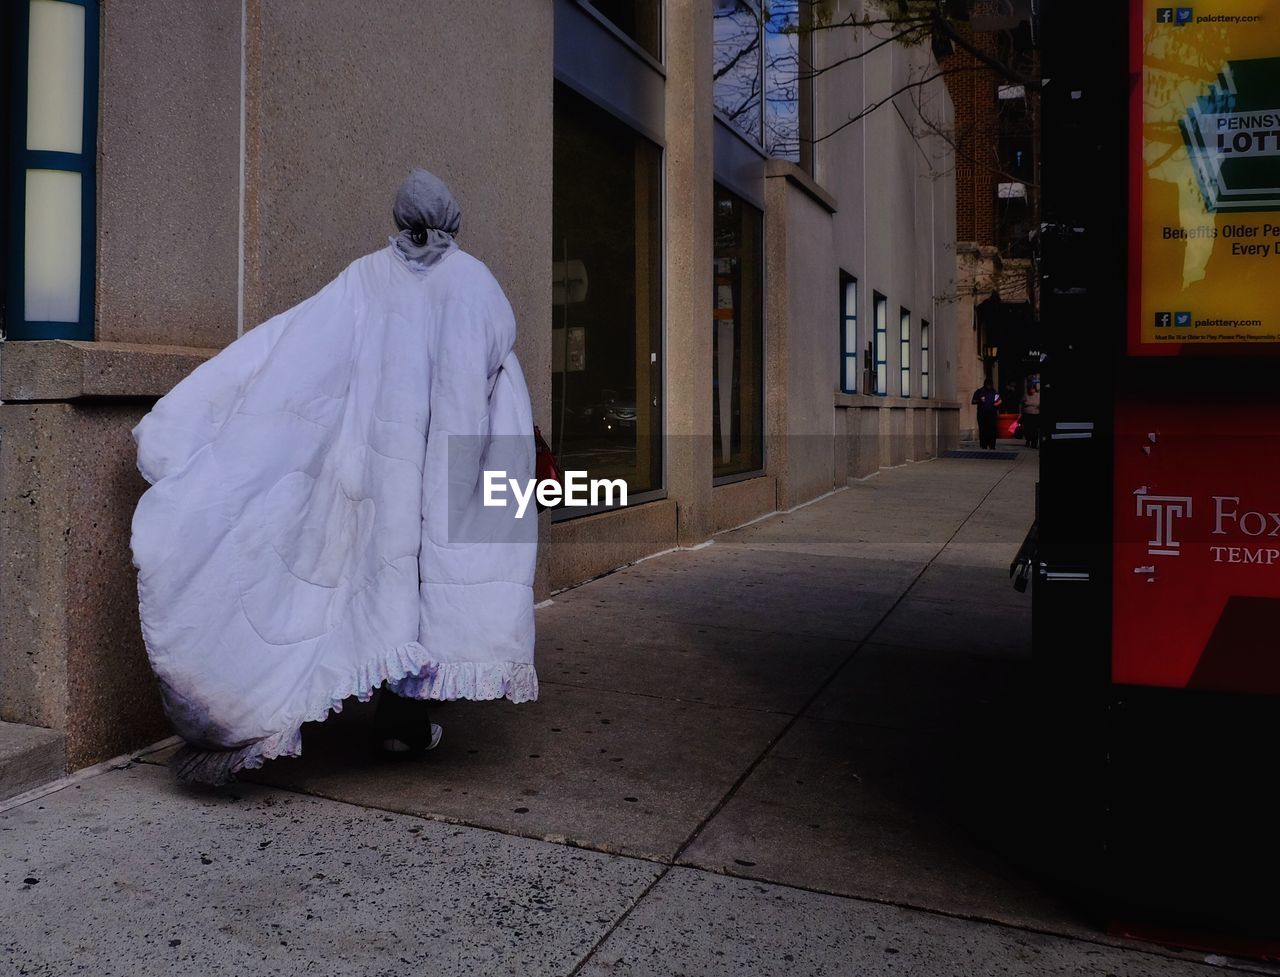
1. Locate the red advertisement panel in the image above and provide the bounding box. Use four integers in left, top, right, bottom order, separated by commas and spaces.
1114, 399, 1280, 692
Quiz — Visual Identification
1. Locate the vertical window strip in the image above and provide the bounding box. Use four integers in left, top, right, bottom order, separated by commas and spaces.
6, 0, 99, 341
921, 320, 931, 399
899, 308, 911, 399
712, 183, 765, 480
873, 293, 887, 396
840, 275, 857, 394
713, 0, 764, 146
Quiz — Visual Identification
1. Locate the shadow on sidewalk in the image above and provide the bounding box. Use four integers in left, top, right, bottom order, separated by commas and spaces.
144, 452, 1116, 944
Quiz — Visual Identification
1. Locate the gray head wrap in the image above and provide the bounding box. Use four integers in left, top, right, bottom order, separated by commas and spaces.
390, 168, 461, 269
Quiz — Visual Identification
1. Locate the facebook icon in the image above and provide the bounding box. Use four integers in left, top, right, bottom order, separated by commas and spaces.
1176, 7, 1193, 23
1155, 312, 1172, 328
1156, 7, 1173, 22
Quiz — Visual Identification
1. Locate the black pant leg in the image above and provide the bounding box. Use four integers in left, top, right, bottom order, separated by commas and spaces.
376, 687, 433, 745
978, 413, 996, 449
1025, 415, 1039, 448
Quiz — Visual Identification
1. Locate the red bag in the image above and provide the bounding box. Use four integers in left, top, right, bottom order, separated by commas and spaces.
534, 425, 561, 486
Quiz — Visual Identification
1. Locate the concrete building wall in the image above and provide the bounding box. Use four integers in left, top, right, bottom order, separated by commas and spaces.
762, 168, 838, 511
954, 245, 988, 440
241, 0, 554, 433
663, 0, 716, 547
98, 1, 554, 422
933, 118, 960, 405
96, 1, 242, 347
2, 0, 962, 773
816, 3, 960, 474
0, 399, 171, 768
782, 184, 840, 505
820, 12, 957, 374
2, 1, 556, 771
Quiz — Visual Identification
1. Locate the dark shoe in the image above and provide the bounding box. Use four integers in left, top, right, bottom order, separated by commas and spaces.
375, 690, 442, 755
382, 723, 443, 754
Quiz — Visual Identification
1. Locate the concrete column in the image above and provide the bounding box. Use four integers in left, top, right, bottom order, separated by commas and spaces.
0, 398, 171, 769
0, 343, 222, 769
954, 245, 986, 442
663, 0, 715, 546
763, 173, 791, 507
833, 408, 849, 485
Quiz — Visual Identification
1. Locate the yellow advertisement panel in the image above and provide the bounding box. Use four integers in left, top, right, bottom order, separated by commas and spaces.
1134, 0, 1280, 353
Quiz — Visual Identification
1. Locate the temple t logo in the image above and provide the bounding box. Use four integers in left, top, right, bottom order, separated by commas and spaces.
1136, 492, 1193, 557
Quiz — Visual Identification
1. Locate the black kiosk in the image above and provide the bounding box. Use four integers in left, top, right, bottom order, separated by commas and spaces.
1037, 0, 1280, 955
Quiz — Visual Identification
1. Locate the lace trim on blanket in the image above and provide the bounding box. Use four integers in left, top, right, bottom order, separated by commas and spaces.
168, 648, 538, 787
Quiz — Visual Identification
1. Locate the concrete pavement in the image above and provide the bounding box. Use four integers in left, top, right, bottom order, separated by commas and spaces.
2, 449, 1269, 975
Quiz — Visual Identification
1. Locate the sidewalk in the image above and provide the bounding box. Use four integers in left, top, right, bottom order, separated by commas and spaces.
1, 450, 1266, 976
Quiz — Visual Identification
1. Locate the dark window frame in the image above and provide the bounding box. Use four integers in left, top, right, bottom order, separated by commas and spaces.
712, 181, 765, 484
839, 272, 857, 394
551, 25, 667, 515
577, 0, 664, 67
900, 307, 911, 399
920, 318, 931, 399
873, 292, 888, 396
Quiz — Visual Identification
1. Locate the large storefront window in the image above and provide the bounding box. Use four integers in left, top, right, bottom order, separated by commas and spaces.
713, 184, 763, 479
552, 84, 663, 500
584, 0, 662, 60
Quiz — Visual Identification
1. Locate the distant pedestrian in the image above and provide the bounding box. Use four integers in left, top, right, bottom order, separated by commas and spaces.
971, 379, 1002, 450
1020, 381, 1041, 448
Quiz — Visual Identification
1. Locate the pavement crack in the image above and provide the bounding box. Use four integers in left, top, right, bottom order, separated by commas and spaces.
669, 461, 1025, 865
565, 864, 671, 977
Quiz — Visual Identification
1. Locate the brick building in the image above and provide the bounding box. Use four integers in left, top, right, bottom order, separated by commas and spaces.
940, 0, 1039, 438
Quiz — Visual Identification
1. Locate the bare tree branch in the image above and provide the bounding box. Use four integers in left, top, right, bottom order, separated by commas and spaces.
928, 7, 1038, 91
802, 24, 931, 80
713, 30, 760, 83
906, 81, 1040, 190
813, 64, 982, 145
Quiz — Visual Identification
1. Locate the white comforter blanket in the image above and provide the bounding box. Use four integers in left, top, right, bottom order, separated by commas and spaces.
130, 245, 538, 784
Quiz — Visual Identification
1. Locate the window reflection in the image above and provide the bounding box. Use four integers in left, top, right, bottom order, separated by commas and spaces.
713, 0, 762, 144
552, 84, 663, 500
763, 1, 808, 164
713, 185, 764, 478
585, 0, 662, 60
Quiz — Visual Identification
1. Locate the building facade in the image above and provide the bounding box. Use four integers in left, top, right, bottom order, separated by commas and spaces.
939, 0, 1040, 438
0, 0, 958, 776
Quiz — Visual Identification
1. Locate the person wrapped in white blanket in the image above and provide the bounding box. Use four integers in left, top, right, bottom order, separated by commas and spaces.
130, 169, 539, 785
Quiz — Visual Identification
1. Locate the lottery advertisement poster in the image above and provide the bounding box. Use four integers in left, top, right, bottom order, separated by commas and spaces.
1130, 1, 1280, 354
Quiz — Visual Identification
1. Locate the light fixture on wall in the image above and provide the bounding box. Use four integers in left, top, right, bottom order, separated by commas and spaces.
7, 0, 98, 340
